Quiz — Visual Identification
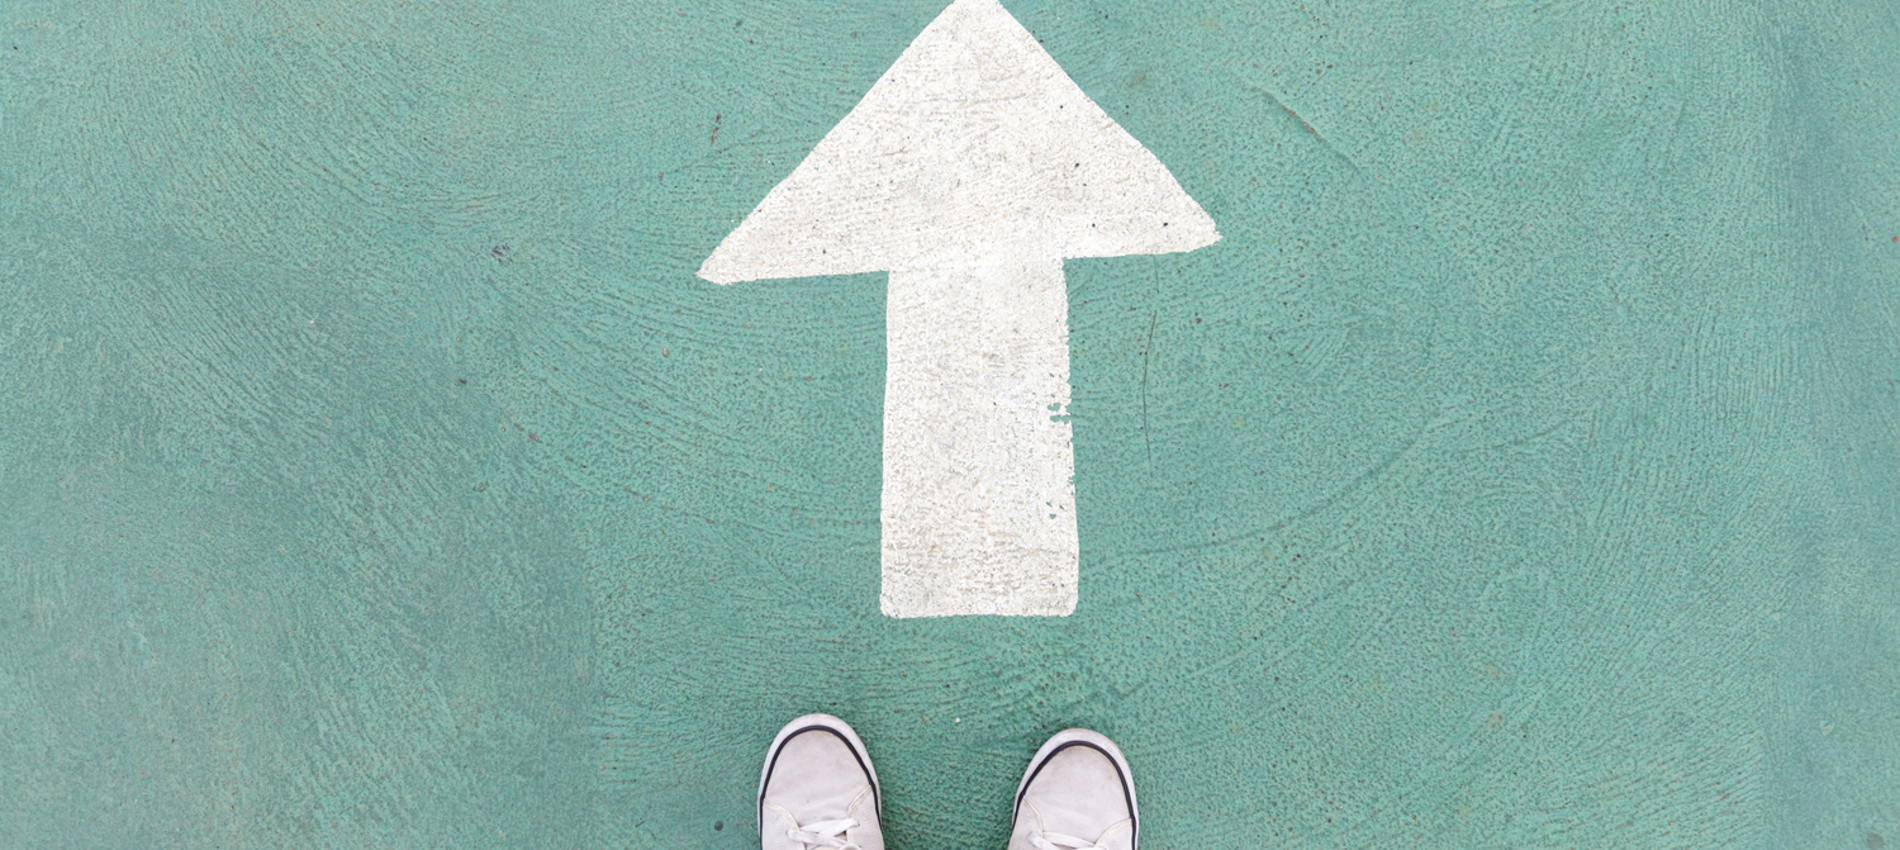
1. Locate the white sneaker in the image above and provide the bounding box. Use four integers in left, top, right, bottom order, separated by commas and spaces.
758, 714, 884, 850
1008, 729, 1139, 850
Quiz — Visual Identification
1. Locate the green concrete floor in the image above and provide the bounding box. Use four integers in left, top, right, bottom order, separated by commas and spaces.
3, 0, 1897, 847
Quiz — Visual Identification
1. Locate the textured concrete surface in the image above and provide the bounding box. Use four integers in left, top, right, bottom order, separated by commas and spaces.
3, 1, 1897, 848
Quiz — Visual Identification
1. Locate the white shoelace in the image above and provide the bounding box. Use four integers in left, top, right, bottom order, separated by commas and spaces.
786, 817, 862, 850
1030, 832, 1109, 850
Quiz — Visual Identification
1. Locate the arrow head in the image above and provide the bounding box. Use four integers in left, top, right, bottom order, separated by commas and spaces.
699, 0, 1219, 284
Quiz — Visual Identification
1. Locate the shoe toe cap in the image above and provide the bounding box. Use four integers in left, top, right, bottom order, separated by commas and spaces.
761, 723, 882, 850
1014, 740, 1136, 850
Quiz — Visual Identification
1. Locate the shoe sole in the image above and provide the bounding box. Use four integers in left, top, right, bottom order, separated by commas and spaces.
758, 714, 882, 834
1011, 728, 1139, 849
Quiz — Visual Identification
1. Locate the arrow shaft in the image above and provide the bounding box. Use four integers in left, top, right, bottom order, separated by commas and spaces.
879, 253, 1078, 617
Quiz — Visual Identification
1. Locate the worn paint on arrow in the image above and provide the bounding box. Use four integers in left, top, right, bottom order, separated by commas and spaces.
700, 0, 1218, 617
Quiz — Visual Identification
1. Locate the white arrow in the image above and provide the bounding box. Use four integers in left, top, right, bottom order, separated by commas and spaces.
700, 0, 1218, 618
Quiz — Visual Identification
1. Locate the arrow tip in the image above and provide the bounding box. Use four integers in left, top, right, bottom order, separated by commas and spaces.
700, 0, 1220, 282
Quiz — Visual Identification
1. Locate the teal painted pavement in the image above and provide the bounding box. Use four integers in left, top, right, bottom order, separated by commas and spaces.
3, 0, 1897, 847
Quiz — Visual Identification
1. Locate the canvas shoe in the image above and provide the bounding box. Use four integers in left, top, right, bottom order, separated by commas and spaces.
758, 714, 883, 850
1008, 729, 1139, 850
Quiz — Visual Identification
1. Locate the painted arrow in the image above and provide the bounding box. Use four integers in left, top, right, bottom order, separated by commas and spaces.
700, 0, 1219, 618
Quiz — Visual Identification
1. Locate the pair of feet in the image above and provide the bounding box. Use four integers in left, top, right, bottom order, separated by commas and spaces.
759, 715, 1137, 850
